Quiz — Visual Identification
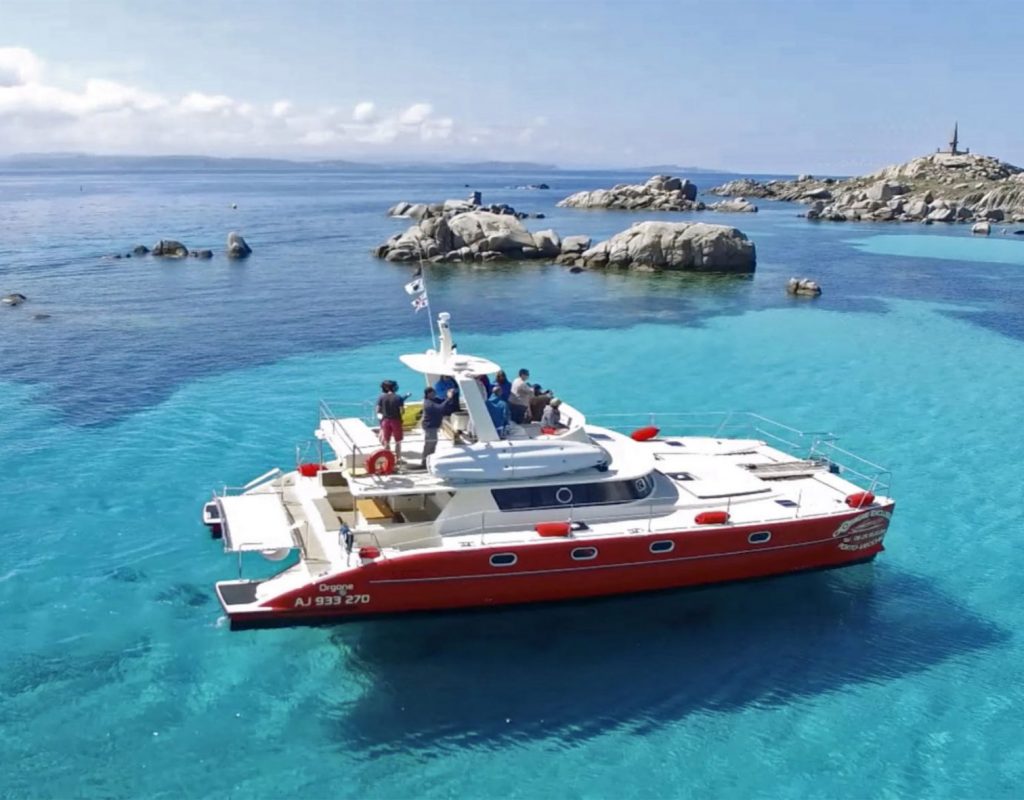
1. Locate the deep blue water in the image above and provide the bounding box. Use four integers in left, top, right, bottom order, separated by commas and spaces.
2, 166, 1024, 798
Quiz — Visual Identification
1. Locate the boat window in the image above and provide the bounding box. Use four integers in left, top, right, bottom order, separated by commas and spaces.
748, 531, 772, 544
490, 553, 517, 567
571, 547, 598, 561
668, 472, 694, 481
491, 473, 657, 511
650, 540, 675, 553
775, 499, 798, 508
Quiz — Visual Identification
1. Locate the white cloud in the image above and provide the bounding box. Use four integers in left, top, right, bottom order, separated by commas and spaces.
0, 46, 42, 87
398, 102, 432, 125
352, 101, 375, 123
178, 91, 237, 114
0, 47, 544, 160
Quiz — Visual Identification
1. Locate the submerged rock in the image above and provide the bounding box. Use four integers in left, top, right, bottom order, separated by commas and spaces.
2, 292, 28, 306
132, 245, 150, 256
786, 277, 822, 297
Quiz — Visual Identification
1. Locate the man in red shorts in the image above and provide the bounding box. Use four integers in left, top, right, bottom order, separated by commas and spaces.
376, 380, 406, 463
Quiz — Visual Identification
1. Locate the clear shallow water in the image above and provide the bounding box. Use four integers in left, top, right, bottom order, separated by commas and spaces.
2, 168, 1024, 798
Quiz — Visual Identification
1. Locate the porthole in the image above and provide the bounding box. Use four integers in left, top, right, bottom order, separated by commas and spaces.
555, 487, 574, 505
490, 553, 518, 567
650, 540, 675, 554
748, 531, 772, 544
571, 547, 598, 561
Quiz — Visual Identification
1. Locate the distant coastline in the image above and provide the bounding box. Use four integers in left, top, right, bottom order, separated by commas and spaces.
0, 152, 736, 175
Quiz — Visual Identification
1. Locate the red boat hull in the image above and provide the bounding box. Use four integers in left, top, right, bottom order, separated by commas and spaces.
219, 504, 894, 628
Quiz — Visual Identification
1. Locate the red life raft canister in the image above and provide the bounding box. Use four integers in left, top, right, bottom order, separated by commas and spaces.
845, 491, 875, 508
630, 426, 660, 442
695, 510, 730, 525
535, 521, 572, 537
298, 463, 323, 478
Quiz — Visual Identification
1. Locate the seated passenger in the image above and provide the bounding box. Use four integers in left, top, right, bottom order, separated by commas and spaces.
486, 385, 510, 438
492, 370, 512, 402
509, 368, 534, 423
540, 397, 565, 429
529, 383, 552, 421
434, 374, 459, 404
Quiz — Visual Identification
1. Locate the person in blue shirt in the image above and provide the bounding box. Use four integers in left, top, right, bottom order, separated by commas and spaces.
492, 370, 512, 402
418, 386, 458, 468
434, 374, 459, 402
486, 385, 510, 437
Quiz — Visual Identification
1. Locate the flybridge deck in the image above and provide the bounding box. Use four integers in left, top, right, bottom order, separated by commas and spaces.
204, 312, 894, 628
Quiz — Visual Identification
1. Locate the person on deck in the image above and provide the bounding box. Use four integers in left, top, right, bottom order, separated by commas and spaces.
492, 370, 512, 403
509, 368, 535, 423
434, 374, 459, 402
376, 380, 406, 461
540, 397, 564, 429
486, 385, 510, 438
419, 386, 458, 468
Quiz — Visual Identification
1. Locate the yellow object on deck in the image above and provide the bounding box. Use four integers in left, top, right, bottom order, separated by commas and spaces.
356, 497, 392, 522
402, 401, 424, 431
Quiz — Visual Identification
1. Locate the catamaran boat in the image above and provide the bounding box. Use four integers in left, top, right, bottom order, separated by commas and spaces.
204, 312, 895, 629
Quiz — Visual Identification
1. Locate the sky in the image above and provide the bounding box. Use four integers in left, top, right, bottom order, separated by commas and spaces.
1, 0, 1022, 173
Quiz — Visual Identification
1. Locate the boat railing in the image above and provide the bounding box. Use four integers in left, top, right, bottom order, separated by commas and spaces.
318, 399, 378, 463
587, 411, 890, 497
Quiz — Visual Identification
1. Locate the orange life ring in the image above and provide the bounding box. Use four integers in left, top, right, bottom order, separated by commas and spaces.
365, 449, 396, 476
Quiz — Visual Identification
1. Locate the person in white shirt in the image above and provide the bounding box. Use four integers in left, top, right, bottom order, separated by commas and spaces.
509, 368, 535, 423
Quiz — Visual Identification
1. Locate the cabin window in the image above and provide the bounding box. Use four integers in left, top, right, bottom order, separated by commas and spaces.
667, 472, 694, 481
748, 531, 772, 544
491, 473, 657, 511
571, 547, 598, 561
490, 553, 517, 567
775, 499, 798, 508
650, 540, 675, 553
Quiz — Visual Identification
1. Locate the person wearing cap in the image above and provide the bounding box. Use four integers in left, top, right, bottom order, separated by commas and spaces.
540, 397, 564, 429
509, 368, 534, 423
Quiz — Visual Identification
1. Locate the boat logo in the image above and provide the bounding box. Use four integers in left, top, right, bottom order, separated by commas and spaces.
833, 509, 890, 551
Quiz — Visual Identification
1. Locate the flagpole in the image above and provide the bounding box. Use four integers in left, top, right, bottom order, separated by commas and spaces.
420, 258, 438, 350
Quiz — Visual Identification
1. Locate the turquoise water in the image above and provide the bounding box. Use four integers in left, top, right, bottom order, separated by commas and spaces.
850, 231, 1024, 265
2, 169, 1024, 797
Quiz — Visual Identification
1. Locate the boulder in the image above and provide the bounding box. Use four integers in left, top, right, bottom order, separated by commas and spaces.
192, 249, 214, 259
132, 245, 150, 256
577, 221, 755, 273
927, 207, 956, 223
707, 198, 758, 213
708, 178, 777, 199
971, 221, 991, 235
226, 232, 252, 259
2, 292, 27, 306
786, 277, 822, 297
560, 235, 592, 254
531, 229, 562, 258
152, 239, 188, 258
387, 201, 412, 217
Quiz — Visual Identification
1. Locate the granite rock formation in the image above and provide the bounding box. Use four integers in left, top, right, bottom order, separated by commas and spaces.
709, 153, 1024, 223
557, 175, 701, 211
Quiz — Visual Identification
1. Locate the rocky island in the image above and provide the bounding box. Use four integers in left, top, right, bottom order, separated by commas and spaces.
374, 198, 755, 272
709, 127, 1024, 224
